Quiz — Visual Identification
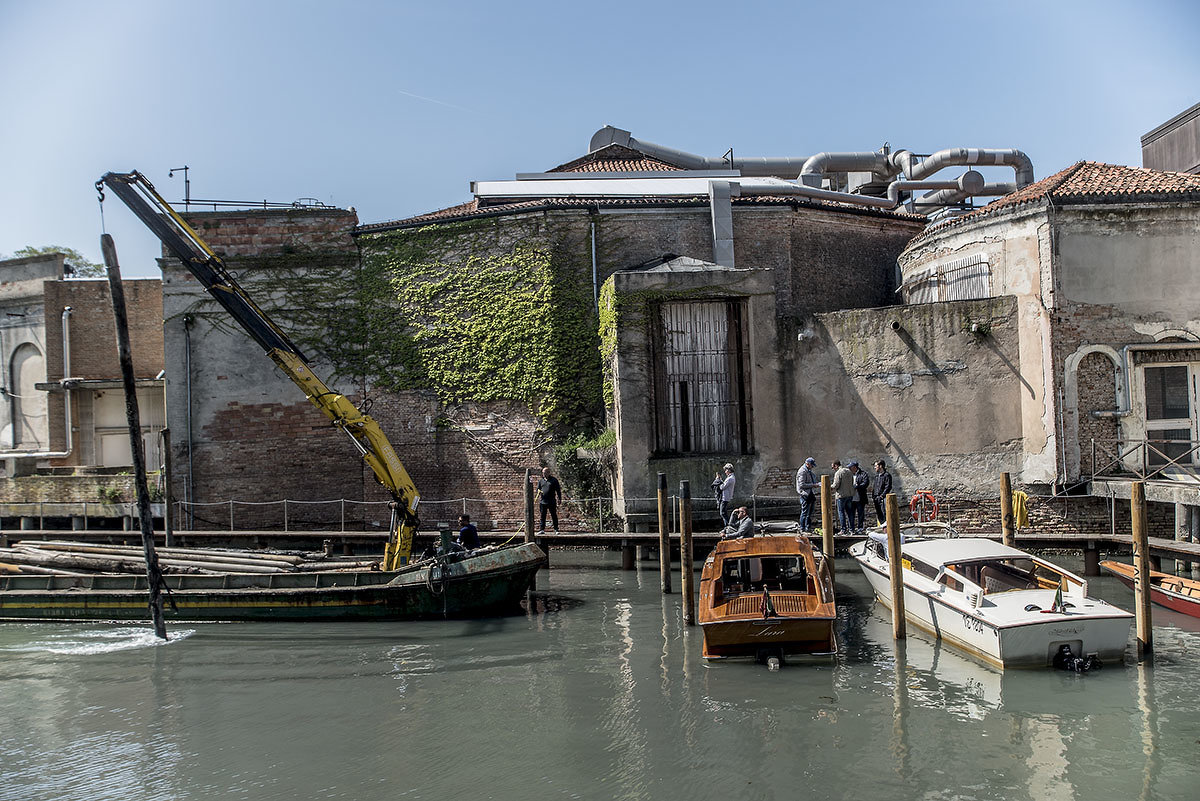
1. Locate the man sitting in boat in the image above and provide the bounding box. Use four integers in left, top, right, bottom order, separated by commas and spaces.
721, 507, 755, 539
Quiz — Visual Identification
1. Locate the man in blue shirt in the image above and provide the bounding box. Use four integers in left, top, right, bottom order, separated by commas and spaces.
457, 514, 480, 550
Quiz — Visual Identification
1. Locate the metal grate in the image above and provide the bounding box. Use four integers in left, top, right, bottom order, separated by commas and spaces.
654, 300, 750, 453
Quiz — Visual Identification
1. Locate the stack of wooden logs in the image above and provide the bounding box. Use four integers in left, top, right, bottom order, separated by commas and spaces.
0, 541, 379, 576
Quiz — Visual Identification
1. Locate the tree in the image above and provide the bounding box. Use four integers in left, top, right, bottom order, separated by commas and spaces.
8, 245, 104, 277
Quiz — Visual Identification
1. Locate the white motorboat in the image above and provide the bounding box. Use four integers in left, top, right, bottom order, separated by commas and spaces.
850, 523, 1132, 669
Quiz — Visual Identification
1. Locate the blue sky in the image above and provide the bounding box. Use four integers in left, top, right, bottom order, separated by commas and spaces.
1, 0, 1197, 277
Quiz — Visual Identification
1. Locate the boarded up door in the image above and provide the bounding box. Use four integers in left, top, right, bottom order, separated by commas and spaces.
654, 300, 750, 454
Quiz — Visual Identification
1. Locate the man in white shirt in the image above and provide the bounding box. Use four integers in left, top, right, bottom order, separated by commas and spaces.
715, 463, 736, 527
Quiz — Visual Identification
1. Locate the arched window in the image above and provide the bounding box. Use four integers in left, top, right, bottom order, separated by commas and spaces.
10, 343, 47, 449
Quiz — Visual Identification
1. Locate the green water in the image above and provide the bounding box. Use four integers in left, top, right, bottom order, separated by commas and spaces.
1, 552, 1197, 801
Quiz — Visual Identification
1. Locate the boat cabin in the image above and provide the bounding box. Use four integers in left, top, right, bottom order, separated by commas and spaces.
887, 537, 1084, 599
720, 554, 811, 598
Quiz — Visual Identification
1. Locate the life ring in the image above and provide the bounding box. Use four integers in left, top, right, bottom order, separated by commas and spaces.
910, 491, 939, 522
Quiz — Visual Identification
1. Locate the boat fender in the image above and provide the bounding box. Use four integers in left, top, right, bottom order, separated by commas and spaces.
910, 491, 939, 522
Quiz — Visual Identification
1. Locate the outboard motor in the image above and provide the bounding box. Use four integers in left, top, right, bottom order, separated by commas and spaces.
1052, 643, 1102, 673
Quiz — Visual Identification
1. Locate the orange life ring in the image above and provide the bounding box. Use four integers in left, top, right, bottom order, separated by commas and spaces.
910, 491, 939, 522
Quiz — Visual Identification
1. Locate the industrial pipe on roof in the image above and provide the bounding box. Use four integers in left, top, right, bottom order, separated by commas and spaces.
891, 148, 1034, 187
798, 151, 894, 187
886, 171, 985, 207
590, 126, 811, 178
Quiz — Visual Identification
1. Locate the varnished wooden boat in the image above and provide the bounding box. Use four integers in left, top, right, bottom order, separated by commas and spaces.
698, 534, 836, 660
1100, 560, 1200, 618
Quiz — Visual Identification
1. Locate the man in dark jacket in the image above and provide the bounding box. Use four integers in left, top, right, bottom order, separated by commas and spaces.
538, 467, 563, 532
871, 460, 893, 525
457, 514, 481, 550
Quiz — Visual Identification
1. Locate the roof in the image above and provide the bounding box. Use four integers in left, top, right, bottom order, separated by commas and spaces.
903, 537, 1030, 567
913, 161, 1200, 242
548, 143, 681, 173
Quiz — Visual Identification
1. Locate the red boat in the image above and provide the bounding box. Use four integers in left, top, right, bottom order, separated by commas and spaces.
698, 534, 836, 662
1100, 560, 1200, 617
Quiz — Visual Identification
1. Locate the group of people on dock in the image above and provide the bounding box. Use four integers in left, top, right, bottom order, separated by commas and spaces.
718, 458, 893, 538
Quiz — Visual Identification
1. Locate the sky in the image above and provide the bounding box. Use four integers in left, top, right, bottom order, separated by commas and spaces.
1, 0, 1197, 277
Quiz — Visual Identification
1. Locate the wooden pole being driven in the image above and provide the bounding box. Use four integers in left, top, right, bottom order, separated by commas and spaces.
101, 234, 167, 640
821, 474, 835, 576
657, 472, 671, 593
1000, 472, 1015, 547
886, 493, 906, 640
524, 468, 536, 591
1131, 481, 1152, 660
680, 480, 695, 625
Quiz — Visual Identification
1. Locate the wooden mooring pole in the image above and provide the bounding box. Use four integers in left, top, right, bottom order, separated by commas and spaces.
1000, 472, 1015, 548
524, 468, 536, 591
1132, 481, 1152, 660
886, 493, 906, 640
657, 472, 671, 593
821, 475, 835, 576
102, 234, 167, 641
680, 480, 695, 625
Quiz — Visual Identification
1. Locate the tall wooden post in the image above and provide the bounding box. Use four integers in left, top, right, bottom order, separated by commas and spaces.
1000, 472, 1015, 547
820, 474, 835, 576
524, 468, 536, 591
886, 493, 906, 640
162, 428, 175, 548
102, 235, 166, 640
1132, 481, 1152, 660
680, 480, 695, 625
657, 472, 671, 593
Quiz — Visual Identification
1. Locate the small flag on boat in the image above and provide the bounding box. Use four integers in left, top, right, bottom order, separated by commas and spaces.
1052, 584, 1064, 613
760, 587, 777, 619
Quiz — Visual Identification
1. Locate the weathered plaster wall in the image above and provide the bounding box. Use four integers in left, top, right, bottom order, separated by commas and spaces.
0, 255, 60, 454
798, 297, 1023, 497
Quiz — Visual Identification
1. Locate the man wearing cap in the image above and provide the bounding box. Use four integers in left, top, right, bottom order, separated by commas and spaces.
714, 463, 736, 527
795, 457, 818, 533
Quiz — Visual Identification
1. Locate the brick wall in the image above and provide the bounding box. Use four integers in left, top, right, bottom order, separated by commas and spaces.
1076, 351, 1119, 477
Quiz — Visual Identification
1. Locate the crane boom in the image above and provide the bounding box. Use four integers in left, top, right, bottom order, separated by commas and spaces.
97, 171, 419, 568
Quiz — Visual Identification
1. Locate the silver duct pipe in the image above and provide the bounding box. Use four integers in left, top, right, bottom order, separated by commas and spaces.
891, 147, 1034, 187
734, 179, 896, 209
590, 126, 810, 178
887, 171, 985, 207
0, 306, 74, 460
799, 151, 893, 187
916, 181, 1017, 207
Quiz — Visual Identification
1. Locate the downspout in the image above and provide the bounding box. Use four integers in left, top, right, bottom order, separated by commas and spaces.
590, 220, 598, 311
0, 306, 74, 460
184, 314, 194, 528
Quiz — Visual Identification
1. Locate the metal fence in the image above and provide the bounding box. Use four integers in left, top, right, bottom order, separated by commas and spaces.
1091, 437, 1200, 482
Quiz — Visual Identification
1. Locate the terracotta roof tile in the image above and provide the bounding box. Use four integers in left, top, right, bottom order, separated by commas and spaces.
916, 161, 1200, 240
547, 144, 681, 173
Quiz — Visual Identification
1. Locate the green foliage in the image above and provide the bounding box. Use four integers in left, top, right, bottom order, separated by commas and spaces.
597, 277, 618, 408
553, 428, 616, 500
98, 486, 124, 504
9, 245, 104, 277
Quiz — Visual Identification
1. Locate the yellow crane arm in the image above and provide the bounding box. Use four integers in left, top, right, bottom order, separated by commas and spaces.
97, 171, 419, 568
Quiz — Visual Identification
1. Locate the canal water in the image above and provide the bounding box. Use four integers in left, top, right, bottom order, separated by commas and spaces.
1, 552, 1198, 801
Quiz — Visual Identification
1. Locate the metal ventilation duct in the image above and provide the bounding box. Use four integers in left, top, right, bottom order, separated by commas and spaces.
590, 126, 811, 178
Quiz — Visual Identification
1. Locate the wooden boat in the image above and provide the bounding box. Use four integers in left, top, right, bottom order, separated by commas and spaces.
1100, 560, 1200, 617
851, 523, 1132, 669
698, 534, 836, 661
0, 543, 545, 622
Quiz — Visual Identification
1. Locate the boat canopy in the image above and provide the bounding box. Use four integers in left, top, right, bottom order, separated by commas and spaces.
903, 537, 1030, 567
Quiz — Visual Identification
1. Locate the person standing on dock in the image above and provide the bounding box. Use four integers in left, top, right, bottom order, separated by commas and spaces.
538, 467, 563, 533
795, 457, 818, 533
850, 461, 869, 534
715, 463, 736, 527
831, 460, 854, 534
457, 514, 480, 550
871, 460, 892, 525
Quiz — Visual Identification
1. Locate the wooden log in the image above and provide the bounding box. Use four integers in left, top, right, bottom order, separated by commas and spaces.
1000, 472, 1015, 547
23, 541, 303, 567
657, 472, 671, 594
1131, 481, 1152, 660
0, 562, 91, 577
886, 493, 906, 640
821, 475, 835, 576
104, 234, 167, 639
680, 480, 695, 626
8, 547, 287, 574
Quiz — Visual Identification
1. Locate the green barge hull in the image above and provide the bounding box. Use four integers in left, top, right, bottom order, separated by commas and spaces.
0, 543, 545, 622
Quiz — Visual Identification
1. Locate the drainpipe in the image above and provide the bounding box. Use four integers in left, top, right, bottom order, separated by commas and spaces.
590, 220, 599, 311
184, 314, 194, 528
0, 306, 75, 460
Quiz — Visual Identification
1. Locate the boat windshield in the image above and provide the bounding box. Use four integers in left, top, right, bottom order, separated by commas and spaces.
948, 558, 1064, 594
720, 557, 808, 596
